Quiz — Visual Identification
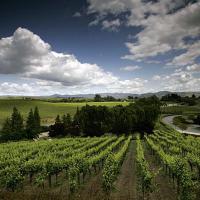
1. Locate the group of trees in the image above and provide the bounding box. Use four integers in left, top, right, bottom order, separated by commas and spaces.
49, 96, 161, 137
94, 94, 118, 102
194, 114, 200, 125
94, 94, 134, 102
0, 107, 41, 141
49, 113, 80, 137
161, 93, 198, 106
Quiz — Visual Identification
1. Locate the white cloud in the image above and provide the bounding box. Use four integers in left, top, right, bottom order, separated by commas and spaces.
102, 19, 121, 31
152, 69, 200, 92
186, 64, 200, 72
145, 60, 161, 64
87, 0, 200, 66
123, 2, 200, 60
152, 75, 161, 81
0, 82, 35, 95
0, 28, 147, 94
120, 65, 141, 71
73, 12, 82, 17
169, 42, 200, 66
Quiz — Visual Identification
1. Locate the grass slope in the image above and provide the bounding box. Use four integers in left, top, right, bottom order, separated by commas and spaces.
0, 99, 129, 127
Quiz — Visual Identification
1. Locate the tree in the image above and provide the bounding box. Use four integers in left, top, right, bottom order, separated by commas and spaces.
62, 114, 72, 128
0, 118, 12, 141
94, 94, 102, 102
73, 107, 80, 125
55, 115, 61, 123
194, 114, 200, 125
10, 107, 24, 140
34, 106, 41, 133
128, 96, 134, 100
0, 107, 24, 141
49, 96, 161, 138
26, 109, 36, 139
11, 107, 24, 134
192, 94, 196, 99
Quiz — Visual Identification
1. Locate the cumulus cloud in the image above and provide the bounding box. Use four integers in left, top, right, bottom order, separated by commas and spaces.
0, 82, 35, 95
87, 0, 200, 66
152, 68, 200, 92
0, 28, 147, 94
123, 2, 200, 60
120, 65, 141, 71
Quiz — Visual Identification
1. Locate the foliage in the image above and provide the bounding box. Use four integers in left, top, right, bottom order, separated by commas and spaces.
102, 136, 131, 192
194, 114, 200, 125
48, 96, 160, 137
161, 93, 197, 106
136, 135, 155, 198
146, 123, 199, 200
0, 107, 41, 141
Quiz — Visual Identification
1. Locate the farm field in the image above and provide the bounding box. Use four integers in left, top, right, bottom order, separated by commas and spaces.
0, 99, 129, 128
0, 123, 199, 200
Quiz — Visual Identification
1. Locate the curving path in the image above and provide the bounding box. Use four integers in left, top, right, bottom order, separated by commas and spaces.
162, 115, 200, 136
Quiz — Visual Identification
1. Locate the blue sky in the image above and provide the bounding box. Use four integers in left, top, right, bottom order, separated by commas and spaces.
0, 0, 200, 95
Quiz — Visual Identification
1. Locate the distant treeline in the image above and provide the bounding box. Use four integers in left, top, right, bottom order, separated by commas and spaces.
0, 107, 41, 141
43, 94, 135, 103
49, 96, 161, 137
161, 93, 198, 106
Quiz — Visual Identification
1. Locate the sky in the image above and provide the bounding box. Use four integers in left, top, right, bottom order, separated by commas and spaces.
0, 0, 200, 96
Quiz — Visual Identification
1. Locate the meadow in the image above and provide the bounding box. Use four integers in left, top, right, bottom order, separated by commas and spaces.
0, 99, 129, 128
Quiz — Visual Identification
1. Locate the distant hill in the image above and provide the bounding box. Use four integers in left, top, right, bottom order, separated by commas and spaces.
0, 91, 199, 99
49, 91, 200, 99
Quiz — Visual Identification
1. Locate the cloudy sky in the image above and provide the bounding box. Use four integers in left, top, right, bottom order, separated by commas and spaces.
0, 0, 200, 95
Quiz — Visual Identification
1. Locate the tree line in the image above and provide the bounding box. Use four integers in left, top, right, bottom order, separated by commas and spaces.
161, 93, 198, 106
49, 96, 161, 137
0, 107, 41, 141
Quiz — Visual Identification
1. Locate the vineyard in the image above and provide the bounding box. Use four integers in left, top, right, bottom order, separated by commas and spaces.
0, 124, 200, 200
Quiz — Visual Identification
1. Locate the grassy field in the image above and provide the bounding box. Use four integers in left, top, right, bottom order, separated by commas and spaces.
0, 99, 129, 127
161, 104, 200, 115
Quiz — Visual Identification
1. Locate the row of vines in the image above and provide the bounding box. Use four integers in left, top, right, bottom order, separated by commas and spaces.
0, 135, 132, 196
145, 122, 200, 200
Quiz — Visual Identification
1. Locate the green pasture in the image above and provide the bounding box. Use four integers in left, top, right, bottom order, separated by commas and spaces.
0, 99, 129, 128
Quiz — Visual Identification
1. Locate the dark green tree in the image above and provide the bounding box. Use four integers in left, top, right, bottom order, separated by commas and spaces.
0, 118, 12, 141
34, 106, 41, 133
11, 107, 24, 139
26, 109, 36, 139
62, 113, 72, 128
73, 107, 80, 125
94, 94, 102, 102
55, 115, 61, 123
11, 107, 23, 133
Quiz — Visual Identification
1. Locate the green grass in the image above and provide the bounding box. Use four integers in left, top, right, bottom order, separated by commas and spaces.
172, 116, 188, 130
161, 104, 200, 115
0, 99, 129, 128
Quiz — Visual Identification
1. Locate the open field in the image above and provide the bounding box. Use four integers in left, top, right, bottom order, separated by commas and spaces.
0, 99, 129, 128
0, 123, 199, 200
